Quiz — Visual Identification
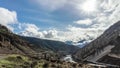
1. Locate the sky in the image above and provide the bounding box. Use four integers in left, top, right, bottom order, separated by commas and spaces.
0, 0, 120, 42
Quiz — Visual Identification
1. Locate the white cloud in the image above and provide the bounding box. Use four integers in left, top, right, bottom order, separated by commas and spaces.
100, 0, 119, 12
0, 7, 18, 31
19, 23, 58, 39
24, 23, 40, 33
74, 19, 92, 26
19, 23, 43, 38
43, 30, 58, 38
58, 26, 104, 42
92, 0, 120, 29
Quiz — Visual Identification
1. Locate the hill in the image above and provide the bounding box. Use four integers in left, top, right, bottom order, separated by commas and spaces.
22, 37, 79, 54
0, 24, 36, 55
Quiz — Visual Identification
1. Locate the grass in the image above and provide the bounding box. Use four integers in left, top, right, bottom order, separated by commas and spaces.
0, 54, 45, 68
0, 54, 86, 68
0, 54, 32, 68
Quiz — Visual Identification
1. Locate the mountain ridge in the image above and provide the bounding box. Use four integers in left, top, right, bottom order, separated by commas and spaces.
21, 36, 79, 54
73, 21, 120, 65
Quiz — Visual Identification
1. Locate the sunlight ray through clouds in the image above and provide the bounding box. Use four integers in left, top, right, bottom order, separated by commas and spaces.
77, 0, 98, 15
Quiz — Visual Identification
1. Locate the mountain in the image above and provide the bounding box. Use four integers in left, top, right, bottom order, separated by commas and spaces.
73, 21, 120, 66
0, 24, 36, 55
21, 37, 79, 54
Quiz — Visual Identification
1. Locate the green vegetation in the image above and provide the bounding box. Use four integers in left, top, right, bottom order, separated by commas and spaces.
0, 28, 10, 33
0, 54, 84, 68
0, 54, 32, 68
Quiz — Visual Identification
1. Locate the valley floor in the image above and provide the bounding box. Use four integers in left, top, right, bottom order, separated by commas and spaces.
0, 54, 98, 68
1, 54, 119, 68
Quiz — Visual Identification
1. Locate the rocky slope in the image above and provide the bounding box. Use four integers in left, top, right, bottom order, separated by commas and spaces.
0, 24, 36, 55
73, 21, 120, 66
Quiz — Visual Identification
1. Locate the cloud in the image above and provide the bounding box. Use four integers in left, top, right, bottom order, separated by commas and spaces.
18, 22, 103, 43
0, 7, 18, 31
19, 23, 58, 39
18, 0, 120, 43
62, 0, 120, 43
19, 23, 43, 38
74, 19, 92, 26
91, 0, 120, 29
100, 0, 119, 12
58, 26, 104, 42
43, 30, 58, 38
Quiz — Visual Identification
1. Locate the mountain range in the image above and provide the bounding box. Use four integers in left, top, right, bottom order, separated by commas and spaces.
0, 24, 79, 55
1, 20, 120, 67
0, 24, 84, 68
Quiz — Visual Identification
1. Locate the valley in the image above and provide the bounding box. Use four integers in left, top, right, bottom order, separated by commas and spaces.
0, 21, 120, 68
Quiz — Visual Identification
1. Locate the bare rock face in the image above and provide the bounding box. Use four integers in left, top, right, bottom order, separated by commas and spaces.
73, 21, 120, 65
